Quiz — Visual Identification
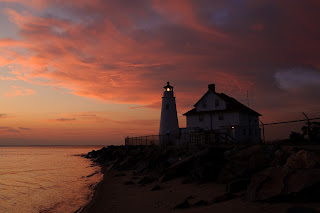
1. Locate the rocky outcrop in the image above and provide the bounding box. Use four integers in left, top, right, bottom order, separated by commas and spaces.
85, 145, 320, 203
246, 167, 320, 202
285, 150, 320, 169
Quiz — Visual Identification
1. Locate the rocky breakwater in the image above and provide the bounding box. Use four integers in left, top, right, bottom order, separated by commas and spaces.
84, 144, 320, 207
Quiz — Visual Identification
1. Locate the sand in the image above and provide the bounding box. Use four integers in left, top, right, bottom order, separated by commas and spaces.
80, 168, 320, 213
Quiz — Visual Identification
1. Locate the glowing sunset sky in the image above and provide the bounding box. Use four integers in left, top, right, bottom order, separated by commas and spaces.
0, 0, 320, 145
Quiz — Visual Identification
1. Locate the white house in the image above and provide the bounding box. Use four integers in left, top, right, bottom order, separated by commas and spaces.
182, 84, 261, 143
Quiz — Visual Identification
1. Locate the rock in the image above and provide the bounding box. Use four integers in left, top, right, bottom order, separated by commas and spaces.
138, 176, 156, 184
193, 200, 208, 206
173, 199, 190, 209
246, 167, 320, 202
160, 154, 194, 182
123, 181, 135, 185
114, 173, 126, 177
226, 178, 251, 193
231, 145, 262, 161
248, 153, 273, 171
167, 157, 180, 165
212, 193, 237, 203
246, 167, 291, 201
271, 149, 289, 167
218, 162, 251, 183
151, 184, 161, 191
286, 150, 320, 169
287, 207, 320, 213
284, 169, 320, 201
282, 146, 298, 154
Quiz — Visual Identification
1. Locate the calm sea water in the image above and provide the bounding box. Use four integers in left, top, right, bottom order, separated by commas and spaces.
0, 146, 103, 213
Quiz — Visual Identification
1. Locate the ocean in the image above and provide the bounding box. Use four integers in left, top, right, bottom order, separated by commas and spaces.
0, 146, 103, 213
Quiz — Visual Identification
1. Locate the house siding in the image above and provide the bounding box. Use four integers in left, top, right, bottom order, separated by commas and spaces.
186, 111, 240, 131
196, 92, 226, 111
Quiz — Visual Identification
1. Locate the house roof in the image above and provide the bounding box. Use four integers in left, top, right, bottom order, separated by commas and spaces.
183, 91, 262, 116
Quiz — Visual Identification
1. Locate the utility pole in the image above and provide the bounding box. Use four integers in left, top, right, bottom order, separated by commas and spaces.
302, 112, 310, 143
258, 119, 265, 144
247, 90, 249, 107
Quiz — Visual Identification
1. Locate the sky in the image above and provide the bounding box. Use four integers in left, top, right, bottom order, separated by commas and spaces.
0, 0, 320, 145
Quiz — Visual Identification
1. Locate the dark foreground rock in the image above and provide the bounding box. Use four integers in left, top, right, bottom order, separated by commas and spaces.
173, 199, 190, 209
84, 145, 320, 204
285, 150, 320, 169
246, 167, 320, 202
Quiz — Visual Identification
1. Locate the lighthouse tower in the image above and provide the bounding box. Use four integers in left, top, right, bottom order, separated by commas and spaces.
159, 82, 179, 136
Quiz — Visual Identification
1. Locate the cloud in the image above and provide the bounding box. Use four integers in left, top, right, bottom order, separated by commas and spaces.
49, 118, 77, 122
0, 126, 20, 133
0, 0, 319, 117
0, 113, 13, 119
5, 86, 35, 97
19, 127, 31, 130
275, 68, 320, 90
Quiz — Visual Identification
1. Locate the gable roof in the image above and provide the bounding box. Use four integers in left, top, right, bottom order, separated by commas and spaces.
184, 91, 261, 116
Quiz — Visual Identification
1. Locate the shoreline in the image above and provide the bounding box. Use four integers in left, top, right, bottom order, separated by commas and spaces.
80, 145, 320, 213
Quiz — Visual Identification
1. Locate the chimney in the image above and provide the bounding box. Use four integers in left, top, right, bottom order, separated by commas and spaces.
208, 84, 215, 92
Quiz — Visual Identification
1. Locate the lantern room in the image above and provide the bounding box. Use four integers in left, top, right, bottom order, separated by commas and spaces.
163, 81, 173, 92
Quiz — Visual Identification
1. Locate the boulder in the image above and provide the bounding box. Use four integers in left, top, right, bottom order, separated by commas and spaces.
287, 207, 320, 213
138, 176, 156, 184
151, 184, 161, 191
271, 149, 289, 167
124, 181, 135, 185
160, 155, 194, 182
173, 199, 190, 209
218, 162, 251, 183
246, 167, 288, 201
231, 145, 262, 161
285, 150, 320, 169
212, 193, 237, 203
226, 178, 251, 193
193, 200, 208, 206
246, 167, 320, 202
248, 153, 273, 171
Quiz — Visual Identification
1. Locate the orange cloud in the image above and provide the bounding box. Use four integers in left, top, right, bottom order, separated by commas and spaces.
0, 0, 319, 120
5, 86, 35, 97
48, 118, 77, 123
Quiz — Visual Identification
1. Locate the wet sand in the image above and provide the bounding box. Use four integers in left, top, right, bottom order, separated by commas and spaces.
80, 168, 320, 213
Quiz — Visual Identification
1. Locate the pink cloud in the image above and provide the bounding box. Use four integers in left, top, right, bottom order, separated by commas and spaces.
5, 86, 35, 97
0, 0, 319, 119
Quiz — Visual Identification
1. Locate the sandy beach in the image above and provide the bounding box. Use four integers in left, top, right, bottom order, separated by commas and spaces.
80, 145, 320, 213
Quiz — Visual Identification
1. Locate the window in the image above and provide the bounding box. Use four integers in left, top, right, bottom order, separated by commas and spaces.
199, 114, 204, 121
166, 104, 169, 110
243, 128, 246, 135
215, 99, 220, 107
249, 129, 252, 135
218, 113, 224, 120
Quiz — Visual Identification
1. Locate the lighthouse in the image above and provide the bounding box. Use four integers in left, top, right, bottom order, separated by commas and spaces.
159, 82, 179, 136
